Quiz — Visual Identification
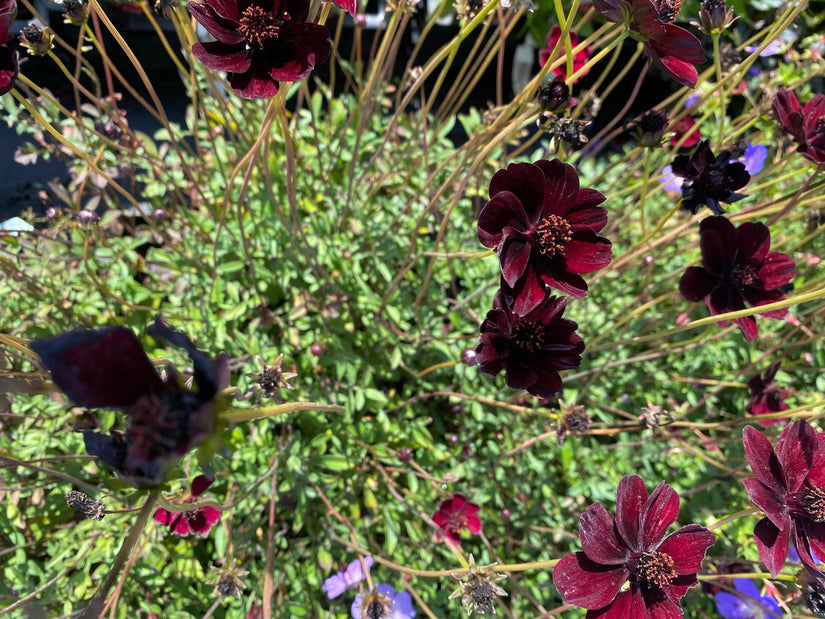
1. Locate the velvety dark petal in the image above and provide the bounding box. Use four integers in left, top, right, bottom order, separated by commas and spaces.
753, 517, 789, 578
488, 163, 547, 215
808, 443, 825, 487
733, 315, 759, 342
679, 266, 716, 302
32, 327, 165, 408
478, 192, 531, 248
591, 0, 623, 22
500, 236, 532, 287
537, 160, 582, 218
775, 419, 817, 493
773, 90, 804, 140
83, 430, 127, 472
802, 521, 825, 568
658, 525, 716, 573
646, 42, 698, 89
536, 263, 588, 298
229, 63, 279, 99
553, 552, 628, 610
742, 478, 789, 529
565, 203, 608, 230
803, 95, 825, 146
641, 592, 685, 619
191, 474, 214, 497
510, 263, 549, 315
615, 475, 648, 552
735, 221, 770, 263
579, 502, 628, 565
658, 24, 706, 62
756, 252, 796, 289
639, 481, 679, 549
707, 284, 743, 318
327, 0, 355, 14
0, 46, 17, 96
563, 236, 613, 274
699, 216, 736, 275
588, 590, 646, 619
192, 41, 251, 72
187, 0, 244, 43
526, 366, 563, 399
743, 425, 785, 490
188, 506, 221, 534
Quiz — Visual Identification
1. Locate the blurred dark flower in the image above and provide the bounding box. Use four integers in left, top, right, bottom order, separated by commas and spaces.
747, 361, 791, 427
0, 0, 18, 97
679, 217, 795, 342
715, 578, 781, 619
62, 0, 89, 24
538, 75, 575, 113
554, 475, 716, 617
449, 554, 508, 615
475, 289, 584, 400
798, 567, 825, 617
31, 318, 229, 486
629, 109, 669, 147
538, 25, 591, 81
670, 140, 750, 214
433, 493, 481, 544
592, 0, 705, 87
772, 90, 825, 164
351, 584, 416, 619
211, 565, 248, 599
670, 114, 702, 147
188, 0, 331, 99
699, 0, 734, 34
477, 159, 612, 313
322, 556, 373, 599
742, 420, 825, 577
153, 475, 221, 536
558, 405, 591, 445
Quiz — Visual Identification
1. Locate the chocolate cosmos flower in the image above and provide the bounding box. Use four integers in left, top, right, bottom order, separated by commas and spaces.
747, 361, 791, 427
679, 217, 795, 342
539, 25, 591, 82
188, 0, 331, 99
0, 0, 18, 96
670, 139, 750, 214
477, 159, 612, 315
592, 0, 705, 87
553, 475, 716, 618
31, 318, 229, 486
772, 89, 825, 164
432, 493, 482, 544
742, 420, 825, 577
153, 475, 221, 536
475, 288, 584, 400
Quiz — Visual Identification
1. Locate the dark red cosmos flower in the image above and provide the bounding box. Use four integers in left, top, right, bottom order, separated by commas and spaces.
0, 0, 18, 96
670, 139, 750, 214
742, 420, 825, 577
679, 217, 795, 342
188, 0, 331, 99
746, 361, 791, 427
554, 475, 716, 618
432, 493, 481, 544
772, 90, 825, 164
153, 475, 221, 536
670, 114, 702, 147
31, 318, 229, 486
539, 26, 591, 82
592, 0, 705, 87
477, 159, 612, 315
475, 288, 584, 400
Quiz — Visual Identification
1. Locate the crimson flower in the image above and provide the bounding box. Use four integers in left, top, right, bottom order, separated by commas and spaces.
772, 90, 825, 164
742, 420, 825, 577
153, 475, 221, 536
670, 114, 702, 147
592, 0, 705, 87
0, 0, 18, 96
554, 475, 716, 617
188, 0, 331, 99
31, 318, 229, 486
477, 159, 612, 315
670, 139, 750, 214
539, 26, 591, 82
679, 217, 795, 342
433, 494, 481, 544
475, 288, 584, 400
746, 361, 791, 427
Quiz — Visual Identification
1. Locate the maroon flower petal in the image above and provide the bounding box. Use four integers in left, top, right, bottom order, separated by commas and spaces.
741, 478, 788, 530
732, 316, 759, 342
500, 236, 532, 287
802, 521, 825, 567
510, 263, 551, 315
756, 252, 796, 289
699, 217, 736, 275
554, 552, 628, 610
535, 263, 589, 299
743, 425, 785, 490
639, 481, 680, 549
775, 419, 817, 492
31, 327, 166, 409
736, 221, 771, 263
615, 475, 649, 551
658, 525, 716, 574
187, 1, 244, 43
478, 192, 531, 249
565, 202, 608, 230
537, 160, 581, 218
564, 236, 613, 274
0, 45, 17, 97
488, 162, 547, 208
773, 90, 804, 140
191, 474, 214, 497
679, 266, 716, 302
647, 42, 699, 88
192, 41, 251, 72
188, 506, 221, 534
753, 517, 789, 578
808, 444, 825, 487
579, 503, 629, 564
230, 64, 280, 99
327, 0, 355, 14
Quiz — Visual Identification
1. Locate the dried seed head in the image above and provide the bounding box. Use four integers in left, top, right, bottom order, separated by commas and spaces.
20, 23, 54, 55
248, 355, 297, 400
66, 490, 106, 520
210, 565, 249, 599
449, 554, 508, 615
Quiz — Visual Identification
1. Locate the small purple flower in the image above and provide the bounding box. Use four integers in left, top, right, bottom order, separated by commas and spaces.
715, 578, 782, 619
322, 557, 374, 599
736, 143, 768, 176
351, 583, 416, 619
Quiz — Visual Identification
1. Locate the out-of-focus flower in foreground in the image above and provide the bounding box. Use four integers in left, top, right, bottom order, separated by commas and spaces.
432, 493, 482, 544
772, 90, 825, 164
539, 25, 591, 81
679, 217, 795, 342
746, 361, 791, 427
188, 0, 331, 99
714, 578, 782, 619
153, 475, 221, 536
553, 474, 716, 617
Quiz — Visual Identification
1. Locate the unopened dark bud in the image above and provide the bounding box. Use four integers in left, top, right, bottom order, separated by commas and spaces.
62, 0, 89, 24
77, 209, 99, 224
461, 348, 477, 366
538, 76, 572, 113
699, 0, 733, 33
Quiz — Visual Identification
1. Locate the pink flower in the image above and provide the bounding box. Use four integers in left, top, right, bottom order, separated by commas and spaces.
153, 475, 221, 536
538, 26, 591, 82
432, 494, 481, 544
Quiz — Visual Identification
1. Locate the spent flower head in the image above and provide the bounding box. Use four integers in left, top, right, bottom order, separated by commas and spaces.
449, 554, 508, 615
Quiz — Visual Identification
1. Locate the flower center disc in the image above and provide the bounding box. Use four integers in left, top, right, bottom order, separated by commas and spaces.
730, 263, 758, 289
536, 214, 572, 256
805, 487, 825, 522
239, 6, 282, 49
511, 321, 545, 353
636, 550, 677, 589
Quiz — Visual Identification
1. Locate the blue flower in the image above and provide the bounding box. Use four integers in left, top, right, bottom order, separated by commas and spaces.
715, 579, 782, 619
736, 143, 768, 176
351, 583, 416, 619
322, 557, 373, 599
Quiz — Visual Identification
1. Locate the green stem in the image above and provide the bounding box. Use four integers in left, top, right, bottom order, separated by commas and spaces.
712, 31, 726, 147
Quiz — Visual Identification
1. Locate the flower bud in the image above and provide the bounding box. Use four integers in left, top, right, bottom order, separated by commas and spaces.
699, 0, 734, 33
20, 23, 54, 56
538, 75, 573, 113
